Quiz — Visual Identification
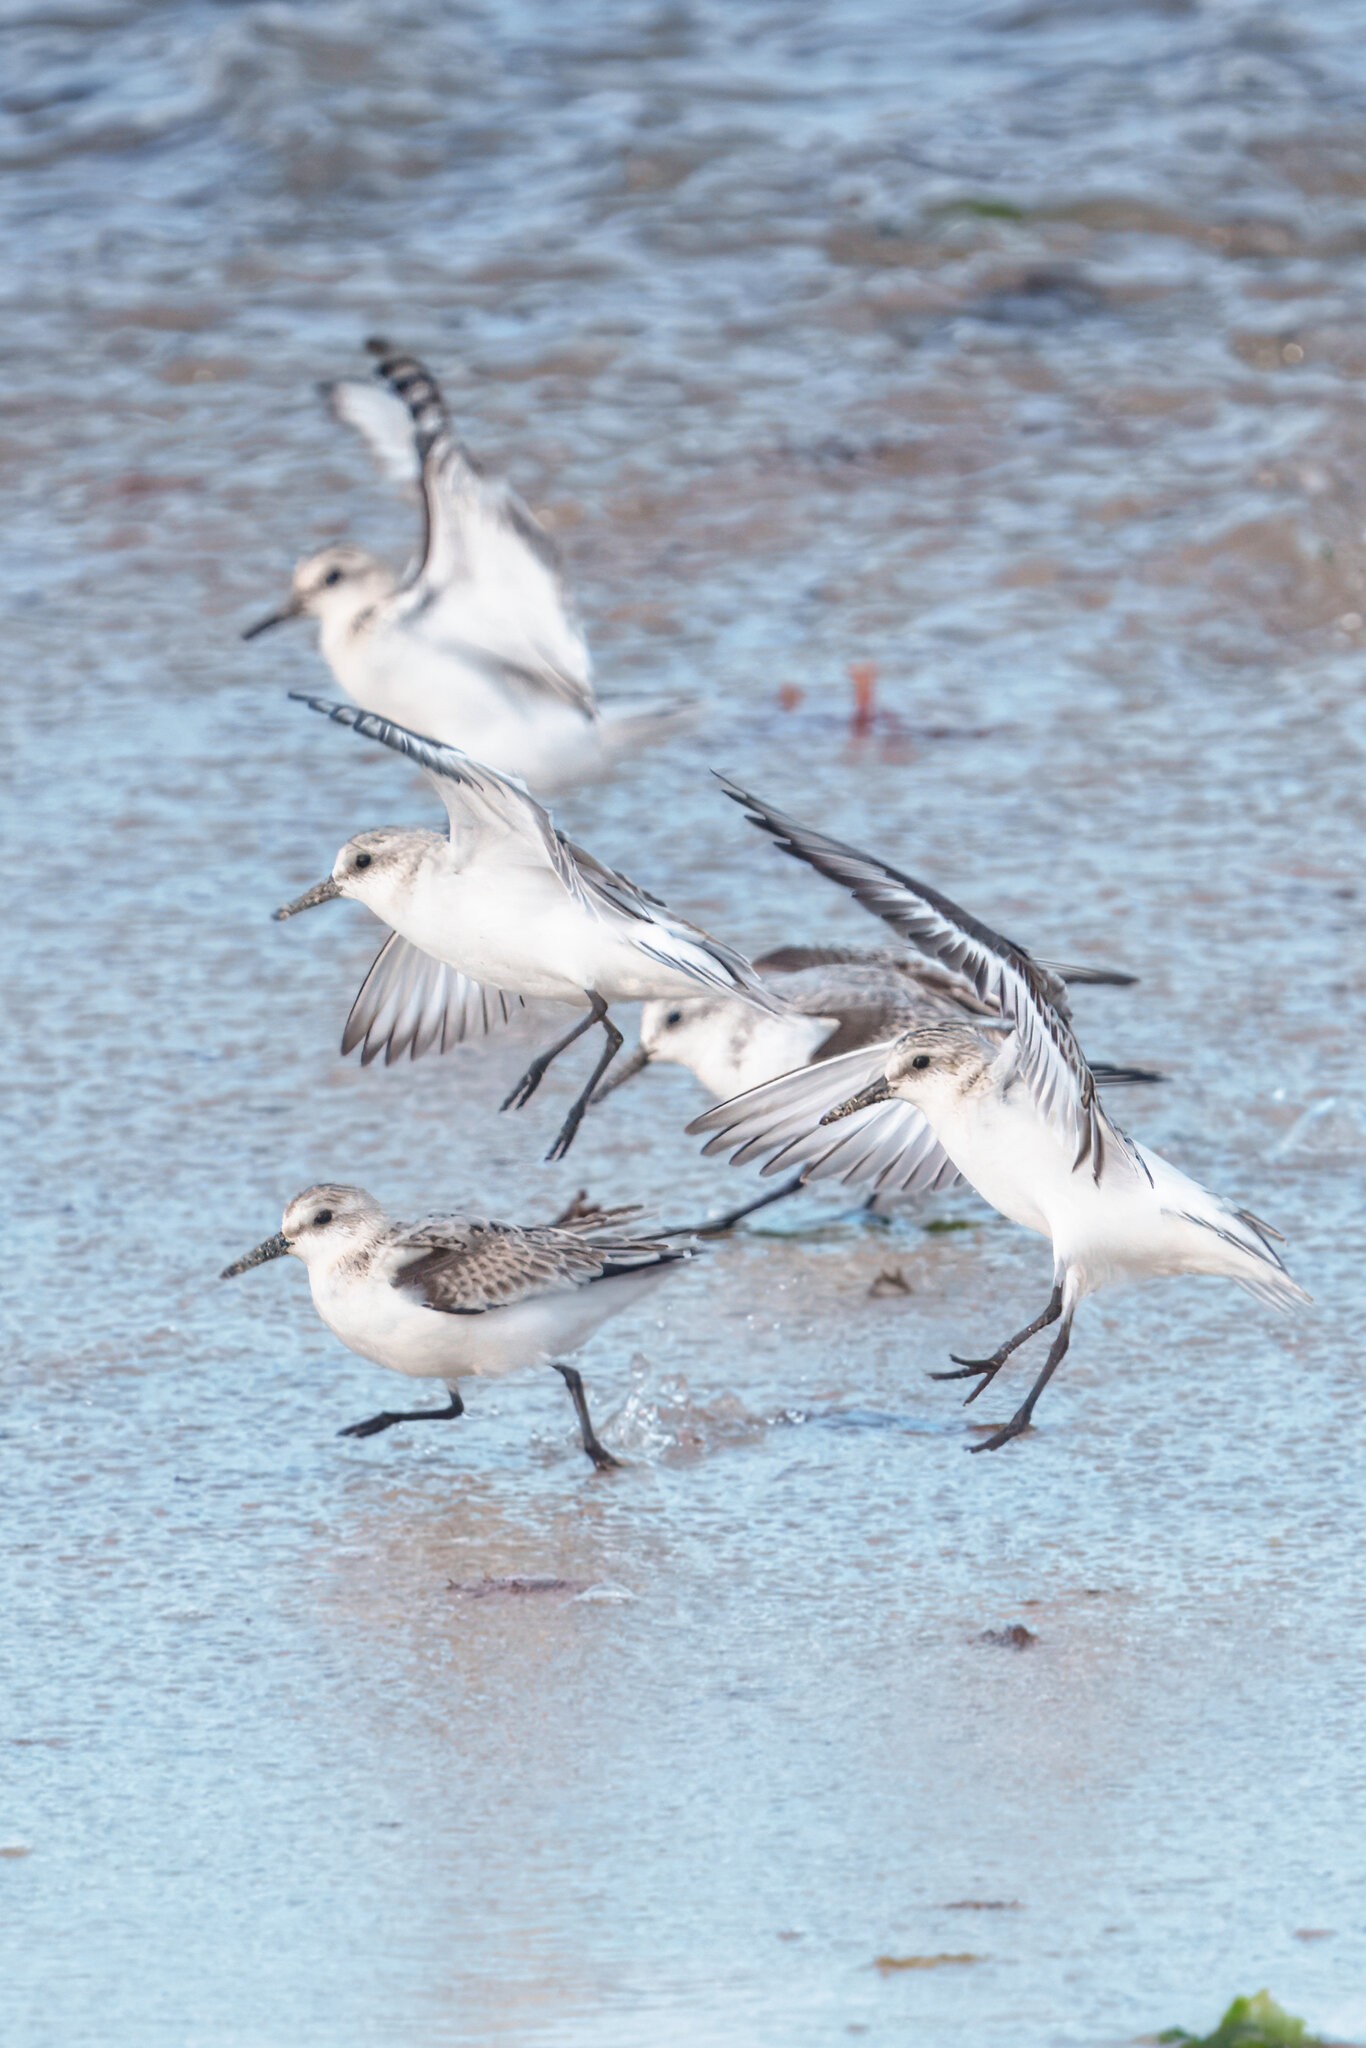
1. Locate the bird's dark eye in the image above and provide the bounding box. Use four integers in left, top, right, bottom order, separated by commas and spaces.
353, 852, 372, 871
664, 1009, 683, 1027
911, 1054, 931, 1070
322, 567, 344, 588
312, 1208, 333, 1227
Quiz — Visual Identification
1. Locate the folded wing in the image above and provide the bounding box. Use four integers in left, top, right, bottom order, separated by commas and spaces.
390, 1219, 691, 1313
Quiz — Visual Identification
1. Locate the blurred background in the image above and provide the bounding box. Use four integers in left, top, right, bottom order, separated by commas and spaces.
4, 4, 1365, 2045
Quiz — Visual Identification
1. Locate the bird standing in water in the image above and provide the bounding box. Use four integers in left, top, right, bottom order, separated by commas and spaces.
221, 1184, 695, 1469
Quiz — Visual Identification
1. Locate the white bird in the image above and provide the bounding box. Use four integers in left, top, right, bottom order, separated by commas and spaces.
221, 1184, 694, 1468
597, 943, 1161, 1233
274, 696, 776, 1160
689, 785, 1309, 1450
603, 944, 1152, 1104
244, 341, 693, 794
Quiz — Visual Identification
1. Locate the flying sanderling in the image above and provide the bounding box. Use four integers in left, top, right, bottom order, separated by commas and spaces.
244, 340, 692, 793
220, 1184, 694, 1468
597, 943, 1162, 1232
689, 785, 1309, 1450
274, 695, 777, 1160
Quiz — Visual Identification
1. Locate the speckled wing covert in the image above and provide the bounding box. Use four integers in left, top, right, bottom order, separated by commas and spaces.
366, 341, 596, 719
758, 951, 994, 1062
387, 1217, 693, 1314
343, 933, 525, 1066
718, 779, 1116, 1179
688, 1038, 962, 1198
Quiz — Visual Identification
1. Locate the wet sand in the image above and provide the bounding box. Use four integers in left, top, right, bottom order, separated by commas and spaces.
4, 3, 1365, 2044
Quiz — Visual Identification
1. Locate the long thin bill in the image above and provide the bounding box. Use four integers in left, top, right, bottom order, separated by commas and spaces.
242, 604, 300, 641
274, 877, 341, 921
220, 1232, 290, 1280
591, 1044, 651, 1100
820, 1078, 893, 1126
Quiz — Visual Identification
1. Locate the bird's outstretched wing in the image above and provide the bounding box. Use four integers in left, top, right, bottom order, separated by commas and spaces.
366, 340, 595, 719
291, 693, 561, 862
321, 376, 422, 488
717, 779, 1116, 1177
688, 1039, 962, 1198
343, 934, 524, 1065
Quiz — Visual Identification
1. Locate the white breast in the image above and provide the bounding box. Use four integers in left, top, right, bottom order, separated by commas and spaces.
694, 1009, 836, 1099
308, 1261, 675, 1382
929, 1084, 1062, 1242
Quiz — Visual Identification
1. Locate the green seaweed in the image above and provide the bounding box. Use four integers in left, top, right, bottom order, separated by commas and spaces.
935, 197, 1027, 221
922, 1218, 974, 1234
1157, 1990, 1330, 2048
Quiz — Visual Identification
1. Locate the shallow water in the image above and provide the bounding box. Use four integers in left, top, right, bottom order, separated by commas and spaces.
4, 3, 1366, 2044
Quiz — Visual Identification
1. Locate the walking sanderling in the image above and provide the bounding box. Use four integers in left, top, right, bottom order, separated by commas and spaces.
597, 944, 1161, 1232
274, 696, 778, 1160
690, 786, 1309, 1450
220, 1184, 695, 1468
244, 341, 693, 793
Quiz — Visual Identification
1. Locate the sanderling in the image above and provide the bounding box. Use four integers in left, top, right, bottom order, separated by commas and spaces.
601, 944, 1154, 1105
690, 785, 1309, 1451
598, 944, 1161, 1232
274, 695, 777, 1160
221, 1184, 694, 1467
244, 341, 692, 793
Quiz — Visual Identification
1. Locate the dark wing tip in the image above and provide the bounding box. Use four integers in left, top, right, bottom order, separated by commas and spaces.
1090, 1062, 1166, 1087
289, 689, 351, 721
711, 772, 776, 832
1054, 962, 1140, 988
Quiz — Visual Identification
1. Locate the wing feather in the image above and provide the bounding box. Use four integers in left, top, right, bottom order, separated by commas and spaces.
689, 1039, 961, 1197
388, 1218, 691, 1313
343, 934, 523, 1066
321, 377, 422, 488
366, 342, 596, 719
717, 779, 1115, 1179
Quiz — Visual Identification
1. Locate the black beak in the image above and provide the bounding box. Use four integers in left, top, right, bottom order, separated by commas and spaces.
242, 600, 301, 641
591, 1043, 651, 1101
274, 876, 341, 921
220, 1232, 290, 1279
819, 1075, 894, 1126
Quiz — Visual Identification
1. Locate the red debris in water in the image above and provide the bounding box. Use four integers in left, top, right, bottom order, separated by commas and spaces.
777, 683, 803, 711
849, 661, 878, 732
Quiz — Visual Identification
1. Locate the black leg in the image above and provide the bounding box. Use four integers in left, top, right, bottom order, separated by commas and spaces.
554, 1363, 620, 1470
339, 1387, 465, 1440
929, 1284, 1063, 1406
502, 1003, 601, 1114
969, 1306, 1076, 1453
545, 1000, 623, 1163
662, 1172, 807, 1238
